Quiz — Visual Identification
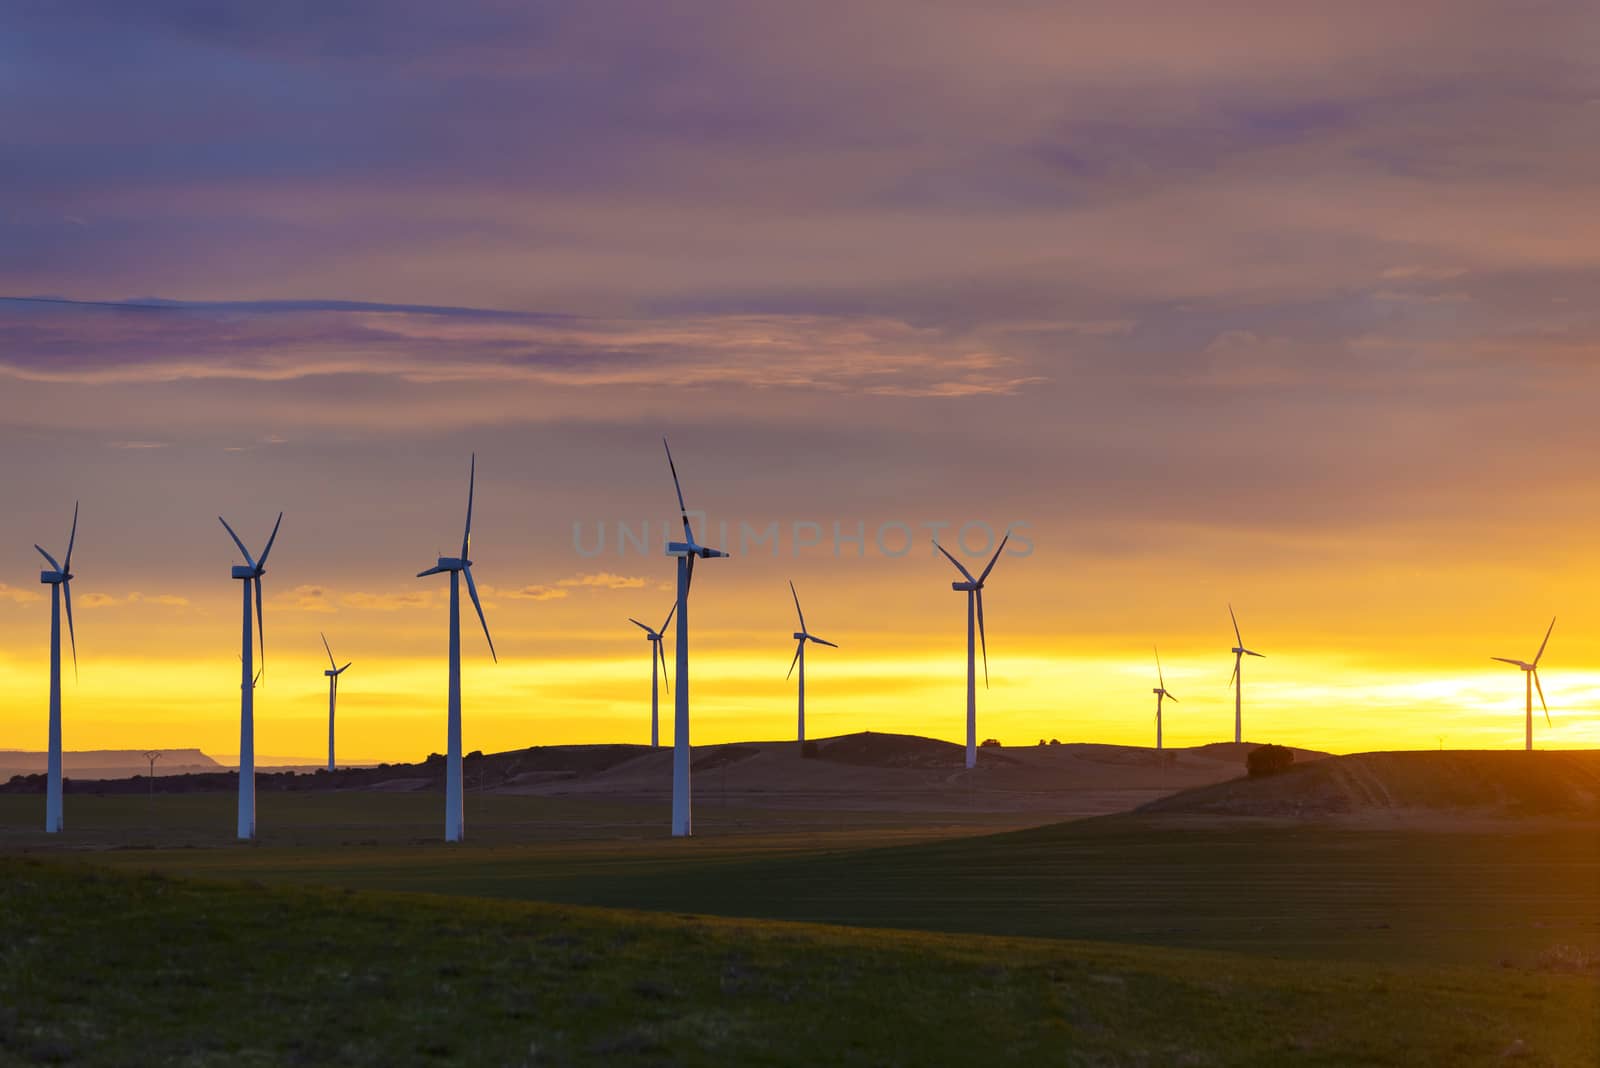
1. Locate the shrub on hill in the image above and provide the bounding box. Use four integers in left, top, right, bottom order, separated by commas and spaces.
1246, 744, 1294, 778
980, 738, 1001, 748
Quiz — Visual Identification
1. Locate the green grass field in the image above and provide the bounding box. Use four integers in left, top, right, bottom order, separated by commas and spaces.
3, 858, 1595, 1066
3, 791, 1597, 1064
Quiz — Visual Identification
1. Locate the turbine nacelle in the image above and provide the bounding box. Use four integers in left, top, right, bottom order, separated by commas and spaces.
952, 580, 980, 592
230, 565, 257, 580
418, 555, 469, 576
667, 540, 725, 559
794, 631, 807, 641
39, 570, 71, 585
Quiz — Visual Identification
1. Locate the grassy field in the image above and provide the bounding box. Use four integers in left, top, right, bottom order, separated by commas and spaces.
4, 790, 1598, 1064
2, 857, 1595, 1066
8, 793, 1599, 968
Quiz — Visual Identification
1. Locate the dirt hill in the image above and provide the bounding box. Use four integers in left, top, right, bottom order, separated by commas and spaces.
1136, 750, 1600, 821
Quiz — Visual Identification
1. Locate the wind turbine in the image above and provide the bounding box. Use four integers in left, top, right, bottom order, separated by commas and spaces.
1492, 617, 1555, 751
1152, 646, 1178, 751
417, 454, 497, 843
663, 438, 725, 837
935, 534, 1010, 770
1226, 604, 1264, 745
320, 633, 351, 772
35, 502, 78, 833
219, 511, 282, 840
627, 603, 676, 748
786, 581, 837, 750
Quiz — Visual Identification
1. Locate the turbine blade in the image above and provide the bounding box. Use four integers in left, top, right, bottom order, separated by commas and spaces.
63, 580, 77, 682
977, 533, 1011, 584
1228, 654, 1239, 691
1167, 692, 1179, 703
685, 552, 696, 596
1155, 644, 1164, 689
1245, 649, 1265, 658
1490, 657, 1523, 666
976, 589, 990, 689
34, 544, 61, 571
1534, 616, 1555, 666
256, 512, 283, 570
786, 640, 802, 680
417, 565, 445, 578
789, 579, 806, 632
218, 516, 254, 568
339, 662, 351, 673
463, 564, 497, 663
658, 638, 670, 695
321, 631, 336, 670
659, 599, 677, 635
933, 540, 977, 583
1229, 603, 1242, 647
628, 617, 654, 634
809, 636, 839, 648
62, 502, 78, 573
254, 575, 265, 674
663, 437, 696, 544
461, 453, 476, 560
1534, 669, 1550, 725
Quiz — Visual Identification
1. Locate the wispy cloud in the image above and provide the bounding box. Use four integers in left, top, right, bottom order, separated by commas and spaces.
276, 584, 335, 613
493, 585, 569, 602
337, 590, 435, 611
0, 298, 1042, 399
556, 572, 649, 591
0, 584, 43, 605
78, 592, 188, 609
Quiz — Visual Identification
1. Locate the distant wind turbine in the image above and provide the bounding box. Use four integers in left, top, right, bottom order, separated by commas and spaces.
627, 603, 675, 748
219, 511, 283, 840
417, 454, 497, 843
1226, 604, 1264, 745
663, 438, 726, 837
1492, 617, 1555, 751
35, 502, 78, 834
786, 581, 838, 750
320, 633, 351, 772
1152, 646, 1177, 751
935, 534, 1011, 770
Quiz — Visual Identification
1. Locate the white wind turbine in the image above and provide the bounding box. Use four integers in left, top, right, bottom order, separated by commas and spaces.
1152, 646, 1177, 751
663, 438, 725, 837
1492, 617, 1555, 751
786, 581, 837, 749
935, 534, 1011, 769
1227, 604, 1264, 745
35, 502, 78, 834
219, 511, 283, 840
417, 454, 497, 843
320, 633, 351, 772
627, 603, 675, 748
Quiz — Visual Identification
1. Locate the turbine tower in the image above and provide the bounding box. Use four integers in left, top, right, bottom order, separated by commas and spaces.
935, 534, 1011, 769
1492, 617, 1555, 751
320, 633, 351, 772
663, 438, 725, 837
786, 581, 837, 750
219, 511, 282, 840
627, 603, 676, 748
35, 502, 78, 834
1227, 604, 1264, 745
417, 454, 497, 842
1152, 645, 1178, 751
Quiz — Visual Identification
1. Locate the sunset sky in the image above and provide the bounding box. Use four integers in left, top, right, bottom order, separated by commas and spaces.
4, 2, 1599, 763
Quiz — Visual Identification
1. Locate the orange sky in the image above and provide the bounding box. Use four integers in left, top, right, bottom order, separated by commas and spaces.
4, 3, 1598, 762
